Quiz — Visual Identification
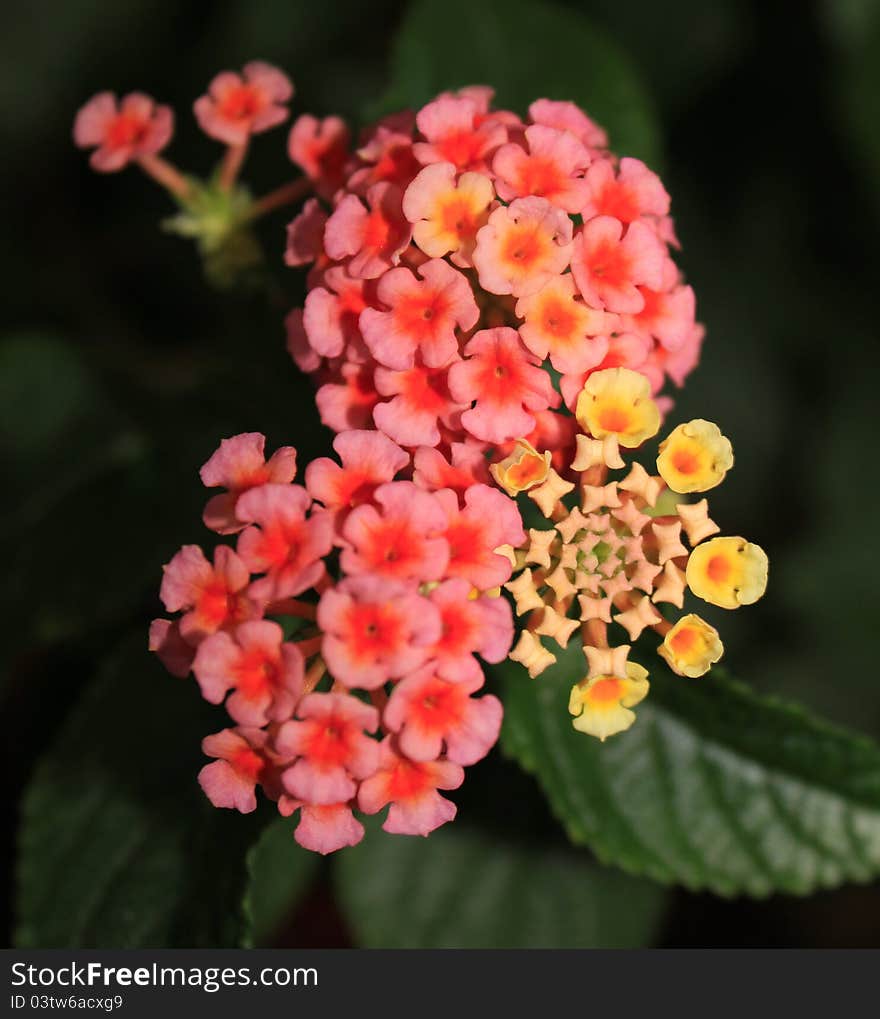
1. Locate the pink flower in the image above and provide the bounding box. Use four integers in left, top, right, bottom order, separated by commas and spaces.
621, 258, 696, 352
317, 575, 441, 689
73, 92, 173, 172
291, 803, 365, 854
148, 618, 195, 677
302, 266, 379, 359
571, 216, 665, 313
412, 444, 491, 499
284, 199, 328, 267
580, 156, 670, 223
473, 197, 573, 298
447, 326, 559, 444
515, 274, 614, 374
426, 579, 514, 681
340, 481, 449, 583
198, 727, 269, 813
285, 309, 322, 373
235, 485, 333, 602
194, 61, 293, 145
359, 258, 478, 370
315, 363, 381, 431
160, 545, 257, 643
287, 114, 350, 198
413, 95, 507, 172
276, 692, 379, 805
305, 430, 408, 516
402, 162, 494, 266
559, 331, 653, 409
435, 484, 525, 590
192, 620, 304, 726
493, 125, 591, 212
349, 124, 421, 194
199, 432, 297, 535
324, 182, 411, 279
528, 98, 607, 152
384, 666, 502, 765
373, 360, 464, 447
358, 738, 464, 836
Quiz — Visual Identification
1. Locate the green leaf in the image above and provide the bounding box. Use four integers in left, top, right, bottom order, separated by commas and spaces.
375, 0, 661, 166
498, 639, 880, 897
241, 817, 320, 947
335, 820, 667, 947
15, 636, 262, 947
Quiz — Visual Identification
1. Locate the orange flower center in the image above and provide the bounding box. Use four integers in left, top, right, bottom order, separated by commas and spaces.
707, 554, 732, 583
588, 677, 623, 703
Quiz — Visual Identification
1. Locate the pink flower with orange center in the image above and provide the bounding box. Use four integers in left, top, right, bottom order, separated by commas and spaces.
448, 326, 559, 444
434, 484, 525, 591
403, 162, 494, 266
324, 182, 411, 279
516, 274, 615, 374
317, 575, 441, 689
358, 738, 465, 836
359, 258, 478, 369
160, 544, 257, 643
427, 578, 513, 682
413, 95, 507, 172
528, 98, 608, 152
621, 258, 696, 352
305, 430, 408, 517
384, 665, 503, 765
73, 91, 173, 172
302, 265, 379, 359
493, 125, 591, 212
340, 481, 449, 583
315, 362, 381, 432
580, 157, 670, 224
194, 61, 293, 145
571, 215, 665, 313
287, 802, 365, 855
412, 444, 491, 499
235, 484, 333, 601
275, 692, 380, 805
473, 196, 574, 298
373, 359, 465, 447
198, 727, 270, 813
287, 114, 350, 198
192, 620, 304, 726
199, 432, 297, 535
349, 123, 422, 194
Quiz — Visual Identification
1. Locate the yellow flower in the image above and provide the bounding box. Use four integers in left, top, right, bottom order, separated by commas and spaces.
568, 661, 649, 741
686, 536, 768, 609
575, 367, 661, 448
657, 419, 733, 494
658, 613, 723, 677
490, 439, 551, 495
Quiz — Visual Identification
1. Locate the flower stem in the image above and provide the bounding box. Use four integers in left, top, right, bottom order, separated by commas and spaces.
136, 154, 190, 200
249, 177, 312, 219
219, 141, 249, 192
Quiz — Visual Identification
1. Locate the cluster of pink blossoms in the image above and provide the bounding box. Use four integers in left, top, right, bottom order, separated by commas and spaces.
150, 430, 521, 853
284, 85, 702, 467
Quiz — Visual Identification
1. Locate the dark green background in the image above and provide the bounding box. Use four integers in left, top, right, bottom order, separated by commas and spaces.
3, 0, 880, 946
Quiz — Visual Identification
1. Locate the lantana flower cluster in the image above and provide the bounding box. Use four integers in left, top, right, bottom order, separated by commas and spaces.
494, 366, 768, 740
150, 430, 521, 853
284, 86, 702, 466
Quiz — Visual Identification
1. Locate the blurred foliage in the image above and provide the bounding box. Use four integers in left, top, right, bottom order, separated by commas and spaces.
3, 0, 880, 948
335, 819, 668, 948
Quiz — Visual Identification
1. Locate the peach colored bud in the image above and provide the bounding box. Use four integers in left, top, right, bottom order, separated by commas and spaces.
528, 467, 575, 518
677, 499, 721, 545
509, 630, 557, 678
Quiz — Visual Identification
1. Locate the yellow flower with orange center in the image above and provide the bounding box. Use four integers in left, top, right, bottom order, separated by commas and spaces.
656, 419, 733, 493
686, 536, 768, 609
568, 661, 650, 741
575, 367, 661, 448
658, 613, 723, 677
490, 439, 551, 495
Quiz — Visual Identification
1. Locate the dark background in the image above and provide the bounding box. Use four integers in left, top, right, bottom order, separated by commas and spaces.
2, 0, 880, 947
